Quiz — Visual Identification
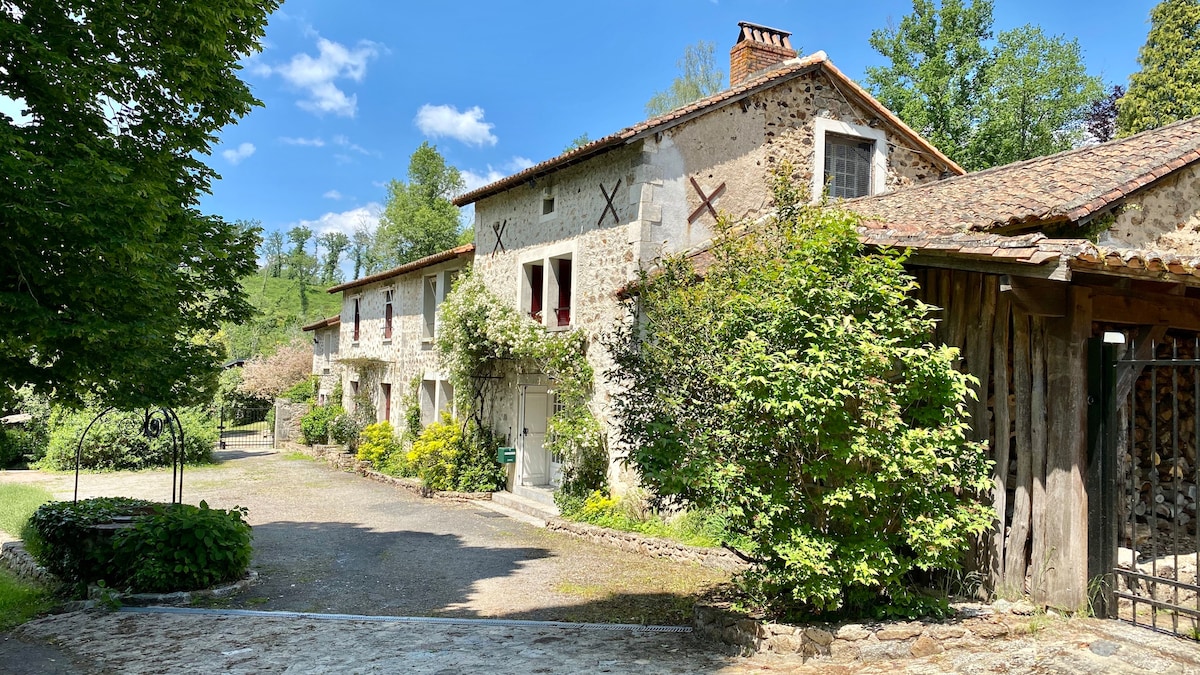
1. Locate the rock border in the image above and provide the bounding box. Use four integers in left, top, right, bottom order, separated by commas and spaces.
694, 601, 1037, 661
0, 534, 56, 585
85, 571, 258, 607
288, 442, 493, 502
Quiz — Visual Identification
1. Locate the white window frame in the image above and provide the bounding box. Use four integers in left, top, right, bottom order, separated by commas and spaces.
350, 295, 362, 344
518, 242, 576, 331
812, 117, 887, 200
382, 287, 395, 343
421, 275, 438, 343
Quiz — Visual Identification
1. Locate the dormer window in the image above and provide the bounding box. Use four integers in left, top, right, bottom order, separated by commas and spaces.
812, 117, 887, 200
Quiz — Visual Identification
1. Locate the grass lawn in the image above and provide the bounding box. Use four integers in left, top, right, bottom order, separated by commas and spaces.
0, 568, 54, 630
0, 483, 53, 536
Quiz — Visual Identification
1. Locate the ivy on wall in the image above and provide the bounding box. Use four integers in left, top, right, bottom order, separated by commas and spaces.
436, 272, 608, 496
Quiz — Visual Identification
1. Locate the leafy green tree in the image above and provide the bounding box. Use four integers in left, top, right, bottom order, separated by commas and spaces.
316, 231, 350, 285
967, 26, 1102, 167
0, 0, 277, 409
285, 226, 315, 281
1117, 0, 1200, 136
372, 142, 464, 270
351, 225, 374, 279
645, 41, 726, 117
611, 168, 993, 618
263, 231, 286, 278
866, 0, 994, 166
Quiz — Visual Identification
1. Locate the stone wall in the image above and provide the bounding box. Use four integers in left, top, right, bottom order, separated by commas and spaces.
694, 601, 1028, 660
0, 534, 55, 586
274, 400, 308, 444
289, 442, 493, 502
1104, 162, 1200, 253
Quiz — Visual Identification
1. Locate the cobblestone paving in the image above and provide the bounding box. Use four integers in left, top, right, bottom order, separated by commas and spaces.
10, 609, 1200, 674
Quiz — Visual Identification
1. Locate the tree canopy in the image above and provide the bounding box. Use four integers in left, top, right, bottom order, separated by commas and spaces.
0, 0, 277, 409
645, 41, 725, 117
867, 0, 1101, 170
1117, 0, 1200, 136
370, 142, 465, 271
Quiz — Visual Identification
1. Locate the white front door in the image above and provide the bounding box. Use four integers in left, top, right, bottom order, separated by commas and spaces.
519, 387, 551, 486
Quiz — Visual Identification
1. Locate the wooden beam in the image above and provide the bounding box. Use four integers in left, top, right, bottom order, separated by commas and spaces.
990, 295, 1012, 590
1113, 325, 1168, 403
1000, 275, 1067, 318
1029, 316, 1049, 605
1092, 290, 1200, 331
1005, 308, 1033, 595
906, 252, 1071, 281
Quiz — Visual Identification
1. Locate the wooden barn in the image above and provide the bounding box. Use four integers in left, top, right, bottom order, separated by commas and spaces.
854, 116, 1200, 617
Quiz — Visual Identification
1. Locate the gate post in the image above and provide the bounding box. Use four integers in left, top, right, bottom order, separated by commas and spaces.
1086, 335, 1120, 618
218, 405, 227, 450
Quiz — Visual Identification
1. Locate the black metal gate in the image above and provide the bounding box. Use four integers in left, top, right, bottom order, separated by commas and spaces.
1092, 334, 1200, 638
218, 404, 275, 449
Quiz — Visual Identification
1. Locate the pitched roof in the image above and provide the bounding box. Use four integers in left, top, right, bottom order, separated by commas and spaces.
301, 315, 341, 332
852, 116, 1200, 233
452, 53, 964, 207
325, 244, 474, 294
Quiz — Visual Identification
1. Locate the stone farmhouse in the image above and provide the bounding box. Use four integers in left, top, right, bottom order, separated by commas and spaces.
308, 20, 1200, 613
302, 244, 474, 428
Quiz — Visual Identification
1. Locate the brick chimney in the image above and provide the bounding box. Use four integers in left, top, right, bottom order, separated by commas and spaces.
729, 22, 797, 88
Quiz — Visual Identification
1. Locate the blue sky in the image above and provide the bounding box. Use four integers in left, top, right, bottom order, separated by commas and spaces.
202, 0, 1160, 249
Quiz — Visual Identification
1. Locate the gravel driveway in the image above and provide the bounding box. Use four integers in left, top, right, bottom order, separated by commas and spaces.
0, 447, 725, 624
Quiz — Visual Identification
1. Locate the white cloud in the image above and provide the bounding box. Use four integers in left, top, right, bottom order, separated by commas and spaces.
0, 95, 32, 126
461, 156, 538, 192
290, 203, 383, 238
323, 190, 343, 200
280, 136, 325, 147
221, 142, 256, 165
415, 104, 497, 147
333, 134, 376, 156
266, 38, 381, 117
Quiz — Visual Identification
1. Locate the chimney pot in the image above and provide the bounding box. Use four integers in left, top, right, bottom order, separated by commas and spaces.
730, 21, 799, 88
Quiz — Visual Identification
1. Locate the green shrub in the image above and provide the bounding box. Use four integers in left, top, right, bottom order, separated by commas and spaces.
555, 490, 741, 549
112, 501, 252, 592
453, 422, 506, 493
38, 407, 215, 472
407, 414, 461, 490
329, 413, 362, 450
281, 375, 317, 403
24, 497, 252, 593
23, 497, 154, 584
356, 421, 399, 465
299, 404, 344, 445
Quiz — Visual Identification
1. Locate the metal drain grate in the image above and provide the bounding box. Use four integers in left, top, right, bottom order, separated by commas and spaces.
120, 607, 693, 633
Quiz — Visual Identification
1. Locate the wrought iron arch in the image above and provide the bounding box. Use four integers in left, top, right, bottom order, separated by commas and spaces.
73, 406, 186, 504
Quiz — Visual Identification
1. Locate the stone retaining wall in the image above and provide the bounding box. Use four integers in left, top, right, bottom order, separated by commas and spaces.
544, 519, 747, 573
694, 602, 1030, 661
289, 442, 492, 502
0, 532, 56, 586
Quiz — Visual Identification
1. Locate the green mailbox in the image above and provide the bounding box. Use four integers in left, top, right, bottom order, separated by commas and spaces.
496, 446, 516, 464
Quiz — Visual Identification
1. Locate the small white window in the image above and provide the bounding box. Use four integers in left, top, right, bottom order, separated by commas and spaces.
812, 117, 887, 200
421, 276, 437, 341
539, 187, 556, 221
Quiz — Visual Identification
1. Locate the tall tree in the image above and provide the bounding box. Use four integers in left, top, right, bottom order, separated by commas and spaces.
263, 230, 286, 278
866, 0, 994, 166
0, 0, 276, 409
645, 41, 726, 117
351, 224, 373, 279
372, 142, 464, 270
316, 231, 350, 285
1085, 85, 1125, 144
1117, 0, 1200, 136
285, 226, 314, 281
967, 26, 1102, 167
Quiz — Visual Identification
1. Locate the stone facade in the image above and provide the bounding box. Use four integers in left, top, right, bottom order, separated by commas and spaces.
1104, 162, 1200, 253
468, 59, 950, 494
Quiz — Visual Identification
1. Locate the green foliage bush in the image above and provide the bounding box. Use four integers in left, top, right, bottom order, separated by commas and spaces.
281, 375, 317, 403
356, 422, 399, 465
299, 404, 344, 445
454, 422, 506, 493
329, 413, 362, 449
23, 497, 154, 584
612, 167, 993, 620
400, 414, 505, 492
556, 490, 741, 549
112, 501, 252, 593
407, 414, 461, 491
24, 497, 252, 593
38, 407, 215, 471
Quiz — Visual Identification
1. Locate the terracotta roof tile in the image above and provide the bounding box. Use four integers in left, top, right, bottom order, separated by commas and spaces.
301, 315, 341, 332
326, 244, 474, 294
853, 116, 1200, 233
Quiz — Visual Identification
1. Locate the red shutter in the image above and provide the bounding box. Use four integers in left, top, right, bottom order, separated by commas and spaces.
530, 264, 544, 321
353, 298, 361, 341
384, 301, 393, 339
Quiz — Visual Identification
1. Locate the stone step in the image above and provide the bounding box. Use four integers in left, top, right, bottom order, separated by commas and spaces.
512, 484, 558, 508
491, 490, 559, 521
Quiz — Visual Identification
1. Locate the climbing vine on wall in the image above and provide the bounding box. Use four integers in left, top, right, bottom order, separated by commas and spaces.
436, 272, 607, 496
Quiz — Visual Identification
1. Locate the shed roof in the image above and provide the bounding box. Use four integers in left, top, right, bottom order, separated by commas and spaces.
301, 315, 341, 332
851, 116, 1200, 233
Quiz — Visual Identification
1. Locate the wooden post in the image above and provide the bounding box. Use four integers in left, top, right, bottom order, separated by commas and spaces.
1039, 287, 1093, 611
1005, 308, 1033, 594
991, 295, 1012, 589
1030, 316, 1049, 603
